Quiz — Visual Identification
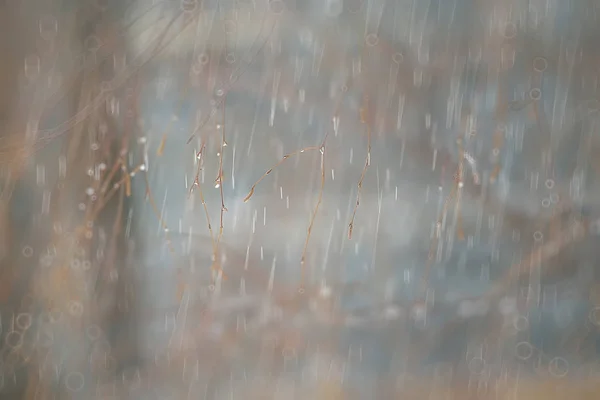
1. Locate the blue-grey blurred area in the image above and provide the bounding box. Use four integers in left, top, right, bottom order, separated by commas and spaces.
1, 0, 600, 398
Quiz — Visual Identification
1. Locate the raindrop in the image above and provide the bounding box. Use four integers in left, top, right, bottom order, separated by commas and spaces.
269, 0, 285, 14
533, 57, 547, 72
365, 33, 379, 47
24, 55, 41, 80
529, 88, 541, 100
503, 22, 517, 38
223, 19, 237, 35
548, 357, 569, 378
22, 246, 33, 258
515, 342, 533, 360
39, 15, 58, 40
541, 198, 551, 208
325, 0, 343, 17
180, 0, 198, 13
85, 35, 101, 52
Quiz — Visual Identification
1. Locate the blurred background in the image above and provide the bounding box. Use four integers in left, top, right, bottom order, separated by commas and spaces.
1, 0, 600, 398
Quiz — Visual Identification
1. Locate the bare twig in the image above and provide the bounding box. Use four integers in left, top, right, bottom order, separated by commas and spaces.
348, 94, 372, 239
215, 96, 228, 247
299, 130, 331, 288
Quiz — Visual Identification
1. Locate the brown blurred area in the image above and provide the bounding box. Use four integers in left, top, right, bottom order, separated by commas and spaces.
0, 0, 600, 398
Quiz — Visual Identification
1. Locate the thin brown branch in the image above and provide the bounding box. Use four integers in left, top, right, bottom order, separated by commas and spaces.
188, 138, 226, 281
348, 94, 372, 240
216, 95, 228, 244
300, 130, 331, 289
242, 144, 322, 203
211, 96, 229, 283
